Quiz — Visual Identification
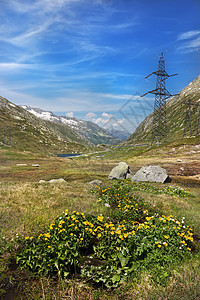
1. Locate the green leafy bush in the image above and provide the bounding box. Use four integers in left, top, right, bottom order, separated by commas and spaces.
16, 181, 195, 288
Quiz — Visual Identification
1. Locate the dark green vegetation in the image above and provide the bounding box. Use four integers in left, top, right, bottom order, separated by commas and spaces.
0, 141, 200, 299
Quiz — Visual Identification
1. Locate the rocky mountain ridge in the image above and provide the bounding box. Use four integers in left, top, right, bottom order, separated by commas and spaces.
0, 96, 92, 153
21, 105, 121, 145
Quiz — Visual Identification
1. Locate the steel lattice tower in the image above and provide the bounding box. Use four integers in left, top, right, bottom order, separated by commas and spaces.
142, 53, 177, 144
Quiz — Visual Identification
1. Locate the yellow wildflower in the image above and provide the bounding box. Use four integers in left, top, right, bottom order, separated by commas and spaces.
97, 215, 104, 222
50, 223, 55, 230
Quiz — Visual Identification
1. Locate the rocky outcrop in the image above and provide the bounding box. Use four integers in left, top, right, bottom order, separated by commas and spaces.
131, 165, 171, 183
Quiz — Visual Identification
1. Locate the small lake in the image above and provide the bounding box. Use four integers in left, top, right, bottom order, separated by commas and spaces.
57, 153, 81, 158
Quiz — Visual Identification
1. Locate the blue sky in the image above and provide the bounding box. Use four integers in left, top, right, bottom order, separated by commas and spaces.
0, 0, 200, 134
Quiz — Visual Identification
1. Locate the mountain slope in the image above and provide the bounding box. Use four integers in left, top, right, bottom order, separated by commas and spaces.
124, 75, 200, 145
0, 96, 91, 153
21, 106, 121, 145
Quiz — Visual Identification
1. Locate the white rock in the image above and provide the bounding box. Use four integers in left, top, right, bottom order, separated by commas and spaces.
49, 178, 66, 183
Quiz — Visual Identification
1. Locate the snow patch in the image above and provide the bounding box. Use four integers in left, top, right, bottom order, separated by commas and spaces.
29, 109, 59, 122
61, 118, 78, 126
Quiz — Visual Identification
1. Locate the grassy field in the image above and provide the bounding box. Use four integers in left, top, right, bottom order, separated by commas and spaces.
0, 142, 200, 299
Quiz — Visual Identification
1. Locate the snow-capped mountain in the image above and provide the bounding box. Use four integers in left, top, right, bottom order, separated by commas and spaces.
21, 106, 121, 145
0, 96, 92, 153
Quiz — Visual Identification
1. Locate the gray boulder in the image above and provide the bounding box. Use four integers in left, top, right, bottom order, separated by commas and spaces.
131, 165, 171, 183
108, 162, 131, 180
126, 173, 133, 180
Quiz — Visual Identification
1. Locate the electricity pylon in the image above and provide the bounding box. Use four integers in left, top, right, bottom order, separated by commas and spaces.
142, 53, 178, 144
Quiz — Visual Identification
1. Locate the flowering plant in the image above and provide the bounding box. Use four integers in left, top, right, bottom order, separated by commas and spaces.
17, 181, 195, 287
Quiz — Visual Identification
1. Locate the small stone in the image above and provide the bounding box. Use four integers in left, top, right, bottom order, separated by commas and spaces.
88, 180, 102, 186
16, 164, 27, 166
39, 180, 46, 183
177, 159, 182, 162
32, 164, 39, 167
49, 178, 66, 183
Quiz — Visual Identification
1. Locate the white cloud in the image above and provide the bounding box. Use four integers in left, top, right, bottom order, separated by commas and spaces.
177, 36, 200, 53
178, 30, 200, 40
0, 62, 40, 71
66, 112, 74, 117
177, 29, 200, 53
86, 112, 97, 118
102, 112, 113, 118
187, 36, 200, 48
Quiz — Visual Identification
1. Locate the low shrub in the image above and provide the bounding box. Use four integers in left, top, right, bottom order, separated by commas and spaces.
16, 181, 195, 288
